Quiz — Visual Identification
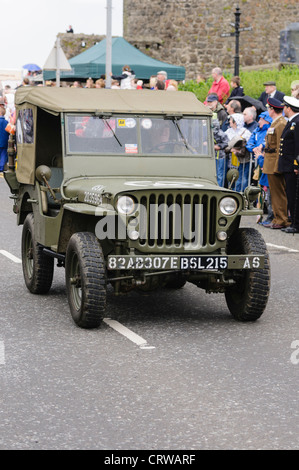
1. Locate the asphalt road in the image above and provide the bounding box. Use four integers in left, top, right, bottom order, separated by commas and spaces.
0, 177, 298, 450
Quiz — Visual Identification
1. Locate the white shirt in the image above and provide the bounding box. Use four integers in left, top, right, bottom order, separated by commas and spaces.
288, 112, 299, 122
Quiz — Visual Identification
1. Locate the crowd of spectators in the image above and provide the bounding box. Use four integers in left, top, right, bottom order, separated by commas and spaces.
205, 68, 299, 233
16, 68, 179, 92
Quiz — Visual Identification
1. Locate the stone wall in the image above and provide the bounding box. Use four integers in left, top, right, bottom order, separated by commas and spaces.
123, 0, 299, 79
58, 33, 105, 60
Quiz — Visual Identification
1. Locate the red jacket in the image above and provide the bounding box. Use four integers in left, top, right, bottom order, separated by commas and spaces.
207, 76, 230, 104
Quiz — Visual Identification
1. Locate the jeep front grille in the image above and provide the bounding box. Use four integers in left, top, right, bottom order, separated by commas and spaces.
131, 191, 218, 252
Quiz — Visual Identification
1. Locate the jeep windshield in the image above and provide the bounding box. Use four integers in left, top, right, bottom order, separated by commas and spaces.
66, 115, 209, 156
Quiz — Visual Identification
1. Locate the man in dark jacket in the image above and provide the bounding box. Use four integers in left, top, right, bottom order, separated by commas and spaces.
258, 81, 285, 107
278, 95, 299, 233
205, 94, 227, 128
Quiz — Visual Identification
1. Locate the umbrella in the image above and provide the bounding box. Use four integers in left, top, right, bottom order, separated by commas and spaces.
227, 95, 266, 114
23, 63, 42, 72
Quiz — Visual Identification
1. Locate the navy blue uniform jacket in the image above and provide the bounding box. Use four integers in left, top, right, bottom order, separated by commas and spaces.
278, 114, 299, 173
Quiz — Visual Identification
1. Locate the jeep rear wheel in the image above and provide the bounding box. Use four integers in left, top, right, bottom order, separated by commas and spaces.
225, 228, 270, 322
21, 213, 54, 294
65, 232, 106, 329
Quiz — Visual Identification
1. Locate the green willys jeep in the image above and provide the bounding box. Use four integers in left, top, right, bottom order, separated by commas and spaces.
4, 87, 270, 328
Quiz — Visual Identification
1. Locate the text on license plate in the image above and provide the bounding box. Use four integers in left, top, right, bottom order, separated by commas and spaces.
107, 255, 228, 270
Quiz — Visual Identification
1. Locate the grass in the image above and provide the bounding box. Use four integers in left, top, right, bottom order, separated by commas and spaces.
179, 65, 299, 102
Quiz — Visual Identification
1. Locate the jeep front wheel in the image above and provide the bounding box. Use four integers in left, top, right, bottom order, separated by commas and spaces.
21, 213, 54, 294
65, 232, 106, 329
225, 228, 270, 322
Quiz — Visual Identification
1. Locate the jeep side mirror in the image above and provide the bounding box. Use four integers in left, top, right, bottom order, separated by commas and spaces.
35, 165, 59, 206
226, 168, 239, 189
36, 165, 52, 183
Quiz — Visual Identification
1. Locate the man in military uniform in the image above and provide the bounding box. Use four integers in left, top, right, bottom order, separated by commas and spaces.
278, 96, 299, 234
262, 97, 288, 229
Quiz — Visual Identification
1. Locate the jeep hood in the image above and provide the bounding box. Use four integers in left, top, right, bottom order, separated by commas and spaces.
63, 176, 227, 203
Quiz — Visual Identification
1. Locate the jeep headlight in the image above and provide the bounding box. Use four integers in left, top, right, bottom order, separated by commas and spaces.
219, 197, 238, 216
116, 195, 136, 215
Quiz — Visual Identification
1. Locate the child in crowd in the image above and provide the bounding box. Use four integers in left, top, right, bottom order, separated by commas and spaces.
224, 76, 244, 106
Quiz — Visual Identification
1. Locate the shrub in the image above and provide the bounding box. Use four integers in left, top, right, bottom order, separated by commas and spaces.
179, 65, 299, 102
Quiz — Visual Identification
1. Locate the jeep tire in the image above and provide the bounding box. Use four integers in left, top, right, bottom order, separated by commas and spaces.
65, 232, 106, 329
225, 228, 270, 322
22, 213, 54, 294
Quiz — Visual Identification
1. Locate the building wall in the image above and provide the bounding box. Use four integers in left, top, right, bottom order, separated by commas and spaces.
58, 33, 105, 61
123, 0, 299, 79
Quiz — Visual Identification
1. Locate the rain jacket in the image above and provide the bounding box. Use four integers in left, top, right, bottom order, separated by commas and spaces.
212, 118, 228, 159
225, 113, 251, 142
246, 117, 273, 187
246, 122, 272, 153
207, 76, 230, 104
111, 70, 135, 90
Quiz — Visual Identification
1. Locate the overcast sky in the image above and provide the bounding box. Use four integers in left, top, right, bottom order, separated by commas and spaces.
1, 0, 123, 71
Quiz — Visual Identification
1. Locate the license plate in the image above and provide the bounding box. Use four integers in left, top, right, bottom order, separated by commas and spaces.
180, 256, 228, 270
107, 255, 228, 271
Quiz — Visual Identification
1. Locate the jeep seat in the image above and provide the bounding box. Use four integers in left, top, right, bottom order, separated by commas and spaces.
47, 167, 63, 208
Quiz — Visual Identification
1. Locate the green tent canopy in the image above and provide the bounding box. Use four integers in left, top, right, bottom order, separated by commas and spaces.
43, 37, 185, 82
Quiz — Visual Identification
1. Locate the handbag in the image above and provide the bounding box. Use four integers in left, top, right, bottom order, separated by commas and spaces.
231, 151, 240, 167
228, 132, 251, 164
233, 139, 251, 164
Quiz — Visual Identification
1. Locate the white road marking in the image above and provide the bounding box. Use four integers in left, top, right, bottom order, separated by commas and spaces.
0, 250, 22, 263
0, 341, 5, 365
266, 243, 299, 253
103, 318, 155, 349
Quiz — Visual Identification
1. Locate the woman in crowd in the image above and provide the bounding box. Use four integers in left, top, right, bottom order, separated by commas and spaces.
291, 80, 299, 99
225, 113, 252, 190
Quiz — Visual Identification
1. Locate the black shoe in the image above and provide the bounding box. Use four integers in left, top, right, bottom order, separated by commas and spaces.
281, 226, 299, 233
